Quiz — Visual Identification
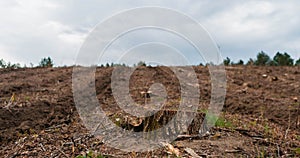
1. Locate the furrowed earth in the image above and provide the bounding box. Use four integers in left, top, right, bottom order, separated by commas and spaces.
0, 66, 299, 157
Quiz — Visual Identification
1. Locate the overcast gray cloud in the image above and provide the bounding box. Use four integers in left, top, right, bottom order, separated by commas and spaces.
0, 0, 299, 65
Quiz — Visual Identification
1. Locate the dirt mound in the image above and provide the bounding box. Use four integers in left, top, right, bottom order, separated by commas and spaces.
0, 100, 73, 144
0, 66, 299, 157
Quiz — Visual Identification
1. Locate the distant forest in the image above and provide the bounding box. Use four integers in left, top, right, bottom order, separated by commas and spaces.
223, 51, 300, 66
1, 51, 300, 69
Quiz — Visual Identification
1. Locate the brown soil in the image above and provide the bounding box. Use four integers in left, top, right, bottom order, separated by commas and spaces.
0, 66, 299, 157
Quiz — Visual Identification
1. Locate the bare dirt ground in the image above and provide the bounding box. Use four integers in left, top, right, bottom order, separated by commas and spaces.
0, 66, 299, 157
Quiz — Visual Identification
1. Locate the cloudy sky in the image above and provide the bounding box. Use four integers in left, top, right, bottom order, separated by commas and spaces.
0, 0, 299, 66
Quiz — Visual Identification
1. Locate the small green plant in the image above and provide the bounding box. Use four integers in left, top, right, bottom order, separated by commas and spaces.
294, 148, 300, 155
256, 146, 266, 158
249, 120, 257, 127
24, 96, 31, 101
263, 124, 270, 136
293, 102, 300, 128
112, 114, 122, 127
75, 150, 105, 158
215, 117, 233, 128
285, 104, 292, 139
259, 150, 265, 158
205, 112, 233, 128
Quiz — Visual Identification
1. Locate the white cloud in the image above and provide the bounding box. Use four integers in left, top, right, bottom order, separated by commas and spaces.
0, 0, 299, 65
200, 1, 300, 61
39, 21, 85, 45
0, 0, 86, 65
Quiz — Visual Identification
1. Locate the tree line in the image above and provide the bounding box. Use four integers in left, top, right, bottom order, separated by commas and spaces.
0, 51, 300, 69
0, 58, 146, 69
224, 51, 300, 66
0, 57, 53, 69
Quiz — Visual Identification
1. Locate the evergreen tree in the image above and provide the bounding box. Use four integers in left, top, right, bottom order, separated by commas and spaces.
295, 58, 300, 66
0, 59, 6, 68
223, 57, 231, 66
137, 61, 146, 66
39, 57, 54, 67
246, 58, 254, 65
236, 59, 244, 65
254, 51, 271, 66
273, 52, 294, 66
